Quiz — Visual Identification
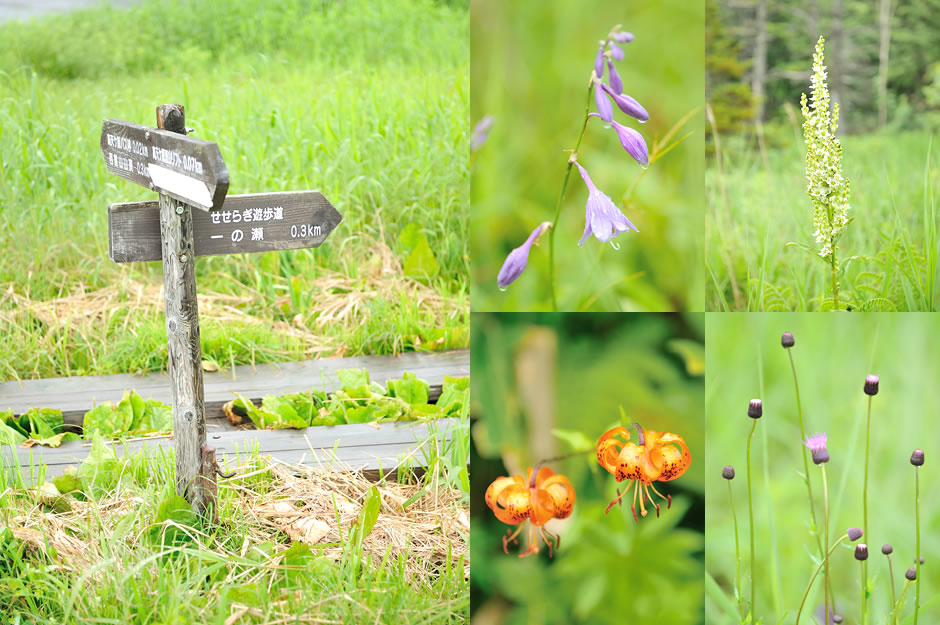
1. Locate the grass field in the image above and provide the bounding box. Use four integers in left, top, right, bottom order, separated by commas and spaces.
0, 415, 470, 624
0, 0, 469, 381
705, 314, 939, 624
471, 0, 705, 312
707, 130, 940, 311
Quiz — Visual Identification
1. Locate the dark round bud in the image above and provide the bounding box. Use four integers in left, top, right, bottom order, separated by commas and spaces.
811, 448, 830, 465
722, 466, 735, 480
905, 567, 917, 581
854, 544, 869, 561
848, 528, 863, 541
864, 374, 879, 396
911, 449, 925, 466
882, 544, 893, 555
833, 616, 843, 624
914, 556, 925, 565
748, 399, 763, 419
781, 332, 795, 348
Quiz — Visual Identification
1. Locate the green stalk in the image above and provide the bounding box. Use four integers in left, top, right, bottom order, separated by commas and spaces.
794, 533, 849, 625
914, 466, 921, 625
862, 395, 873, 625
830, 253, 839, 310
893, 580, 913, 625
728, 480, 743, 619
822, 464, 830, 625
547, 83, 595, 311
746, 419, 758, 619
886, 554, 897, 621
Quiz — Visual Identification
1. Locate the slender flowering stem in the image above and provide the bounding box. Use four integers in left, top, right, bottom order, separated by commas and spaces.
728, 479, 743, 619
548, 84, 595, 311
886, 553, 897, 620
794, 533, 850, 625
893, 580, 914, 625
822, 464, 830, 625
914, 465, 920, 625
746, 419, 758, 619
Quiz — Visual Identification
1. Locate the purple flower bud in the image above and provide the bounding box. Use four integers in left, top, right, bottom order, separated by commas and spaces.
612, 31, 634, 43
600, 82, 649, 123
573, 160, 638, 247
594, 79, 614, 123
911, 449, 925, 466
804, 432, 829, 464
593, 44, 605, 80
781, 332, 795, 348
914, 556, 925, 564
496, 222, 552, 289
882, 544, 893, 555
607, 58, 623, 94
905, 567, 916, 581
609, 41, 625, 61
833, 616, 843, 624
469, 116, 494, 153
854, 544, 869, 561
588, 113, 648, 166
748, 399, 762, 419
848, 528, 863, 541
722, 466, 735, 480
864, 374, 879, 396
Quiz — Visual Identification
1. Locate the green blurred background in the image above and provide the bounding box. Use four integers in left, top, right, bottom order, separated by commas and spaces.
706, 314, 939, 623
471, 313, 704, 625
470, 0, 705, 312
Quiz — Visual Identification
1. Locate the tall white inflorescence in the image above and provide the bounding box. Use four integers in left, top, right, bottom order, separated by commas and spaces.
800, 36, 851, 265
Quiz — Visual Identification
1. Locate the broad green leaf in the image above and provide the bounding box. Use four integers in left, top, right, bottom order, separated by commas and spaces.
83, 399, 133, 439
144, 400, 173, 433
127, 391, 147, 430
150, 494, 198, 546
28, 432, 81, 448
344, 405, 379, 424
25, 407, 64, 440
52, 469, 81, 494
261, 395, 307, 428
552, 428, 595, 453
403, 235, 440, 283
387, 371, 429, 405
666, 339, 705, 376
398, 222, 423, 252
354, 486, 381, 541
407, 404, 443, 420
437, 376, 470, 416
0, 418, 26, 446
337, 368, 370, 389
78, 432, 123, 496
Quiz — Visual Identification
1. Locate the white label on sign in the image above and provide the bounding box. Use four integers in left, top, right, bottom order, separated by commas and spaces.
148, 164, 213, 209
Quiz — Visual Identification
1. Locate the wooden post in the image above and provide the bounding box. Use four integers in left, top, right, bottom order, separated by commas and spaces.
156, 103, 216, 519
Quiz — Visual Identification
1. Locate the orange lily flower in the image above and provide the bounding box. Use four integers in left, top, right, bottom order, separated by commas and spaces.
484, 466, 576, 557
596, 423, 691, 521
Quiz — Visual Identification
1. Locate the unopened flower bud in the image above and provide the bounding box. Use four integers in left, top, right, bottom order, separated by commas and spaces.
855, 544, 869, 561
864, 374, 879, 396
882, 544, 893, 555
722, 466, 735, 480
905, 567, 917, 581
911, 449, 925, 466
781, 332, 795, 348
848, 528, 862, 541
748, 399, 763, 419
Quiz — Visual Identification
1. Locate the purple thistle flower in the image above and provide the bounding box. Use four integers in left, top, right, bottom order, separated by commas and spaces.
599, 82, 649, 123
594, 79, 614, 123
470, 116, 494, 153
496, 222, 552, 289
804, 432, 829, 464
612, 31, 634, 43
573, 160, 638, 247
607, 58, 623, 94
609, 41, 625, 61
588, 113, 648, 166
593, 43, 605, 80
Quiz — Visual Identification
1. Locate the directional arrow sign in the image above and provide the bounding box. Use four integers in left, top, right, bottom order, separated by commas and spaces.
100, 119, 229, 211
108, 191, 342, 263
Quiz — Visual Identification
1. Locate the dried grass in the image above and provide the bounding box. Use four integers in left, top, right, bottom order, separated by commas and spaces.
3, 456, 469, 585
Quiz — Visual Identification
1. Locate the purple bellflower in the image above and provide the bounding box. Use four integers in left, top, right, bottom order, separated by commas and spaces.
612, 31, 634, 43
588, 113, 648, 166
573, 159, 638, 247
593, 44, 605, 79
497, 222, 552, 289
594, 80, 614, 123
599, 82, 649, 123
606, 58, 623, 94
609, 41, 625, 61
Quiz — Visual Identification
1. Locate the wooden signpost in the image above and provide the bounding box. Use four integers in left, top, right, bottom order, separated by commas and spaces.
99, 104, 342, 519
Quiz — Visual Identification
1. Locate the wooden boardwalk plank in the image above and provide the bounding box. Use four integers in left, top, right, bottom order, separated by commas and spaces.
0, 349, 470, 425
1, 417, 462, 480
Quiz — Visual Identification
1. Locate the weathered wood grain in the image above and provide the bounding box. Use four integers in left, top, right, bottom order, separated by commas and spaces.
0, 350, 470, 425
157, 104, 212, 515
100, 118, 229, 211
0, 418, 462, 480
109, 191, 342, 263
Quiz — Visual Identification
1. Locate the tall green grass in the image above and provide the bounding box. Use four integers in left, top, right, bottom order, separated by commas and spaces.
707, 131, 939, 311
0, 0, 469, 380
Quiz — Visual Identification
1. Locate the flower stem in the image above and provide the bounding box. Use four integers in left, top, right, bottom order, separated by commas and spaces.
822, 464, 830, 625
728, 480, 743, 619
862, 395, 873, 625
795, 533, 849, 625
886, 554, 897, 620
548, 83, 595, 311
830, 252, 839, 310
893, 580, 913, 625
746, 419, 758, 620
914, 465, 921, 625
